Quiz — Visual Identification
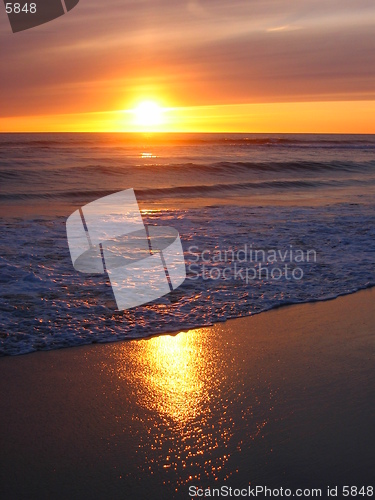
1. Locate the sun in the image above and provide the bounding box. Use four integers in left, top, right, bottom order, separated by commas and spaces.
133, 101, 164, 128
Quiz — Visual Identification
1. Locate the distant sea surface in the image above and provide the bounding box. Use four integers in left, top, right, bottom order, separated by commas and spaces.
1, 133, 375, 355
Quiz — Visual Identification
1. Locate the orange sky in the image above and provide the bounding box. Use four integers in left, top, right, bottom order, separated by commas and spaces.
1, 0, 374, 133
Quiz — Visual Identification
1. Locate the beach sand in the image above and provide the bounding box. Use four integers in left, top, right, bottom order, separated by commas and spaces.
0, 288, 374, 499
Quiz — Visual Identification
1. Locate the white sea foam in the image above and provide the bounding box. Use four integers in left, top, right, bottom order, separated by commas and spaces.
1, 133, 375, 355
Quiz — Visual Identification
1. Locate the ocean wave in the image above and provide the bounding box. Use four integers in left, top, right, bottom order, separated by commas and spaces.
1, 176, 373, 202
1, 202, 374, 356
1, 160, 374, 183
135, 178, 372, 197
211, 160, 375, 173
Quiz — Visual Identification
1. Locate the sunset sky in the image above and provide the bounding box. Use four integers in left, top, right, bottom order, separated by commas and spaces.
1, 0, 374, 133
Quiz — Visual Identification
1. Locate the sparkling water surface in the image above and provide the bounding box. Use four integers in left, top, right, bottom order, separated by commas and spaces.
1, 133, 375, 355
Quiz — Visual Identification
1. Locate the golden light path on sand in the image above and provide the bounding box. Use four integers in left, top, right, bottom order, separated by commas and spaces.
116, 329, 235, 486
133, 332, 208, 422
99, 324, 273, 489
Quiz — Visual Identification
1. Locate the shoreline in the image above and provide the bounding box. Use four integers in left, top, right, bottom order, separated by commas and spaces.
1, 287, 374, 499
1, 284, 374, 358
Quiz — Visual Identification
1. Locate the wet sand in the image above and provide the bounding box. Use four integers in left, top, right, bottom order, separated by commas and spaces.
0, 288, 374, 500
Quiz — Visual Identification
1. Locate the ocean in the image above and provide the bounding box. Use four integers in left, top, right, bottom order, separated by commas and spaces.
1, 133, 375, 355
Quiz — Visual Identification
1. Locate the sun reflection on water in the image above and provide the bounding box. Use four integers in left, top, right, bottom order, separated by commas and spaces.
141, 152, 157, 158
119, 329, 213, 423
107, 325, 274, 487
108, 328, 239, 485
